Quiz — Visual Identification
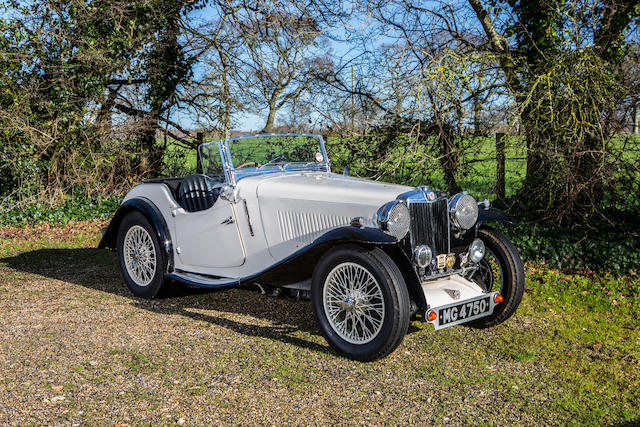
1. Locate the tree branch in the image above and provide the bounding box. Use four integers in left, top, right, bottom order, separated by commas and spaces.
467, 0, 523, 96
113, 103, 194, 138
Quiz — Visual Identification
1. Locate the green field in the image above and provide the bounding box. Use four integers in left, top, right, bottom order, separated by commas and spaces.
0, 222, 638, 424
166, 133, 639, 207
166, 134, 530, 200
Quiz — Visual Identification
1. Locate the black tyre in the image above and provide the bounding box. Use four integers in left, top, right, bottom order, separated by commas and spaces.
311, 245, 410, 361
468, 227, 525, 328
116, 211, 166, 298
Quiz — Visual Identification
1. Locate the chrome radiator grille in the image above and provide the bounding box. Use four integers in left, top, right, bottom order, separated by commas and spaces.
408, 198, 450, 255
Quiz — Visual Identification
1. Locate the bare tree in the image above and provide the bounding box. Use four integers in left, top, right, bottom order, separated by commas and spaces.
233, 8, 332, 132
180, 17, 245, 136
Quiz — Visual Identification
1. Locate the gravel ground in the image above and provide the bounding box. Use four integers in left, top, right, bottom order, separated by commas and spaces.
0, 222, 638, 425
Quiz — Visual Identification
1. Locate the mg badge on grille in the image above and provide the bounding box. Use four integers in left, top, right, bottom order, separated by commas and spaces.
436, 254, 447, 269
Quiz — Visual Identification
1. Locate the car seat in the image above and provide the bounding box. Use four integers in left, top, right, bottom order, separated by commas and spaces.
177, 174, 220, 212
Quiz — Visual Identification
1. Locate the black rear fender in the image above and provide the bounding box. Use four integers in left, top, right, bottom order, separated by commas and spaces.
97, 197, 174, 272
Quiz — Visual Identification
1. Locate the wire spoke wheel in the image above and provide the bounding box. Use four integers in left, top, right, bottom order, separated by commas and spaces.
471, 247, 503, 294
123, 225, 157, 287
322, 262, 385, 345
465, 228, 525, 329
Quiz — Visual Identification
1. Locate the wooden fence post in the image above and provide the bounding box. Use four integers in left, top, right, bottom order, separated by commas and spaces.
196, 132, 204, 174
495, 132, 506, 201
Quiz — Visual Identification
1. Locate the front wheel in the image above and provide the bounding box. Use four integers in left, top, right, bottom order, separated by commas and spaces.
311, 245, 410, 361
467, 227, 525, 328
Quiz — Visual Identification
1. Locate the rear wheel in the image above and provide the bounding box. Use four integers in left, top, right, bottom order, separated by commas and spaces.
311, 245, 410, 361
116, 211, 166, 298
467, 227, 525, 328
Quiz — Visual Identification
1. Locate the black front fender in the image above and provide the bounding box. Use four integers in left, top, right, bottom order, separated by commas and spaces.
250, 226, 427, 310
477, 207, 515, 225
249, 226, 397, 286
97, 197, 174, 272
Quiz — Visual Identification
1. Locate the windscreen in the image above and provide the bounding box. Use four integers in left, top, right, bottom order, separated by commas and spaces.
226, 134, 326, 169
199, 142, 225, 182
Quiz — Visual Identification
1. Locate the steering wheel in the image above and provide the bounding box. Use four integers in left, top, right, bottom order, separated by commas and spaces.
236, 161, 260, 168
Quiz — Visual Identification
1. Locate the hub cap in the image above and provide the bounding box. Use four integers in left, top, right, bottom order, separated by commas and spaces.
123, 225, 156, 287
322, 262, 385, 344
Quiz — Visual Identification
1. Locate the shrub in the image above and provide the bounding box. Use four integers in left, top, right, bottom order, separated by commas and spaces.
498, 220, 640, 275
0, 194, 121, 227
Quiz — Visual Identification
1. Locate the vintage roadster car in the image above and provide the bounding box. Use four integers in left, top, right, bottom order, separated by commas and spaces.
99, 133, 524, 361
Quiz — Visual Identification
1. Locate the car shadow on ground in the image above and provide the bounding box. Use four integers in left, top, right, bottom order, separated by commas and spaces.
0, 247, 338, 355
2, 247, 423, 354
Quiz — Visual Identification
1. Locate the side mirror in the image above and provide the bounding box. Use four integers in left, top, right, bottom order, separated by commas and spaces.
343, 167, 349, 176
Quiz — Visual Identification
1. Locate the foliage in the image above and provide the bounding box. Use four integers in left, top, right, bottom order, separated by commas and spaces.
482, 0, 640, 224
516, 47, 631, 223
0, 1, 147, 202
499, 220, 640, 275
328, 135, 431, 186
0, 0, 207, 203
0, 194, 121, 226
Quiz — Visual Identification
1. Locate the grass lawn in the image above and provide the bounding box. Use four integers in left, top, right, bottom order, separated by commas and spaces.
0, 222, 638, 425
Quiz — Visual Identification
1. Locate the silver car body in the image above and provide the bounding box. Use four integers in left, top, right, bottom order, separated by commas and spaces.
123, 171, 411, 279
105, 133, 498, 328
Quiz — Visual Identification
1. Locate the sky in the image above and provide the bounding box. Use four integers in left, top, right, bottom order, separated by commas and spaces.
179, 2, 365, 132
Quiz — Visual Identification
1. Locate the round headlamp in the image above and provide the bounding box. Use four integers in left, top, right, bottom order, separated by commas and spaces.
377, 201, 410, 240
469, 238, 486, 263
449, 193, 479, 230
413, 245, 432, 268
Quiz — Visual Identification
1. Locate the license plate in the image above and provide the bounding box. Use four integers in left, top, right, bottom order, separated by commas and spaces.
431, 294, 496, 330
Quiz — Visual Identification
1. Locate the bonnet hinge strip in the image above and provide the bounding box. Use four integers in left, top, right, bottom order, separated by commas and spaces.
243, 199, 255, 236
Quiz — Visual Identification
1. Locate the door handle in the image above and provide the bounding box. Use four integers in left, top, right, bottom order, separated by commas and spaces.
221, 216, 235, 225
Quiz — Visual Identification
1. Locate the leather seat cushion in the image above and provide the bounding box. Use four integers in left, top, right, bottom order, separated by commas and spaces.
177, 174, 220, 212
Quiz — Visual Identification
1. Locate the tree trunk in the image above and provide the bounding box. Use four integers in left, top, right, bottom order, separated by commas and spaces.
218, 47, 232, 137
141, 115, 161, 177
438, 124, 461, 194
473, 96, 482, 136
520, 105, 547, 201
263, 107, 277, 133
196, 132, 204, 174
495, 132, 506, 201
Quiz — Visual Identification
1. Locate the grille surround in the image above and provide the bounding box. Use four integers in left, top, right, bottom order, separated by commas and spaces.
407, 197, 450, 256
